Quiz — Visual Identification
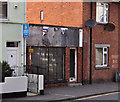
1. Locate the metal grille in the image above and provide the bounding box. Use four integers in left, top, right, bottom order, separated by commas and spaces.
28, 47, 65, 84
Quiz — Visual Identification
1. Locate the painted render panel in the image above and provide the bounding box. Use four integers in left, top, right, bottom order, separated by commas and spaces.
2, 23, 22, 59
0, 1, 25, 78
8, 1, 25, 23
1, 23, 23, 75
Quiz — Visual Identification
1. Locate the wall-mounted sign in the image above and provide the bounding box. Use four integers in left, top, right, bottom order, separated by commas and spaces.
43, 26, 49, 35
23, 24, 29, 38
28, 48, 34, 53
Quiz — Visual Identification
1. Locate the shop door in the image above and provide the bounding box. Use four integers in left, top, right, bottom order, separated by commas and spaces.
70, 48, 77, 82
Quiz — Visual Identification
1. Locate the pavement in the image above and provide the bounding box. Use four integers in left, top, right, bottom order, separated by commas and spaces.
2, 82, 119, 102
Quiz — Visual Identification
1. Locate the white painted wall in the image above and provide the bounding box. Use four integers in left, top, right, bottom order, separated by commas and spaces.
38, 75, 44, 91
0, 76, 28, 94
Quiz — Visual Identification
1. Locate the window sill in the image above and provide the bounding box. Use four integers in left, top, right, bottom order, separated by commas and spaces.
96, 22, 108, 25
0, 19, 9, 22
95, 66, 110, 70
0, 20, 14, 23
0, 18, 8, 20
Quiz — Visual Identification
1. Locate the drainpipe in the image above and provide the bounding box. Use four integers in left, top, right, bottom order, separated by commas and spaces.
79, 29, 84, 85
82, 47, 84, 85
90, 2, 93, 84
24, 0, 27, 73
22, 0, 27, 75
25, 0, 26, 23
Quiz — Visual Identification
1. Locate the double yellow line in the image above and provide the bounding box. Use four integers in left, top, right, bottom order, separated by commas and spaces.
76, 91, 120, 100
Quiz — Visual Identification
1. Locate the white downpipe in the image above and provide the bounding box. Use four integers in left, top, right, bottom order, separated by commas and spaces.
24, 38, 26, 70
79, 29, 83, 47
24, 0, 27, 73
21, 24, 24, 75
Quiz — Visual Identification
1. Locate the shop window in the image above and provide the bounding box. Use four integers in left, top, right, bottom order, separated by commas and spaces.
30, 47, 65, 83
0, 1, 8, 19
96, 2, 109, 24
95, 45, 109, 67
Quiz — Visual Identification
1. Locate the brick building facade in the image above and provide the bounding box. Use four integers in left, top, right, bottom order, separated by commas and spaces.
26, 1, 120, 86
83, 2, 120, 84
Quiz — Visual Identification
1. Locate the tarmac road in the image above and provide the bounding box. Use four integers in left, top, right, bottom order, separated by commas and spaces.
63, 92, 120, 102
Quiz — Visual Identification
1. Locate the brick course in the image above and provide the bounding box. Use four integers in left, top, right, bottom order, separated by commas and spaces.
27, 2, 83, 27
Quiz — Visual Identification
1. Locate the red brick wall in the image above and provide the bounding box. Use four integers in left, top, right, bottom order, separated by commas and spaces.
118, 4, 120, 72
82, 2, 91, 84
45, 83, 68, 88
77, 47, 82, 83
83, 2, 119, 83
26, 2, 83, 27
65, 47, 70, 82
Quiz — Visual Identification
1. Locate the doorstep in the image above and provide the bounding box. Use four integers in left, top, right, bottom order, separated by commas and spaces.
68, 83, 82, 87
27, 92, 38, 96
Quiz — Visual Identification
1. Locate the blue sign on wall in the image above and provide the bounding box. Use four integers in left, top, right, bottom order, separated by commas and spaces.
23, 24, 29, 38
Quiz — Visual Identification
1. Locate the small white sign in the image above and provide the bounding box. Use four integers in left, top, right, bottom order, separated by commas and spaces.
79, 29, 83, 47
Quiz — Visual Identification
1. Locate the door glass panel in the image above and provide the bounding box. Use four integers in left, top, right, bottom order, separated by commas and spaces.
7, 42, 18, 47
96, 48, 103, 65
70, 49, 75, 77
104, 54, 107, 65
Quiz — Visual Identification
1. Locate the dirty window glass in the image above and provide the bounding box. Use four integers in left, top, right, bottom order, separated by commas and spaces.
0, 2, 7, 19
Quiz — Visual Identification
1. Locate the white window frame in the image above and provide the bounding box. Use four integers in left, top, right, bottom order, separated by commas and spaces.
0, 0, 8, 21
95, 44, 109, 67
40, 10, 43, 21
96, 2, 109, 24
102, 47, 108, 66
